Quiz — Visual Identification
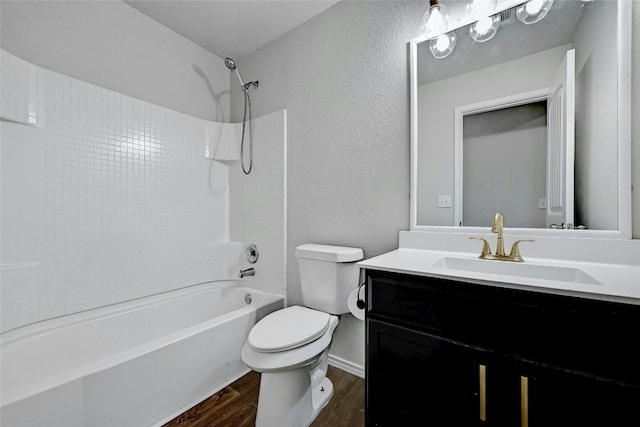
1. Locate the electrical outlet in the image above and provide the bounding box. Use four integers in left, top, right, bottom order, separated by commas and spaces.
438, 195, 452, 208
538, 198, 547, 209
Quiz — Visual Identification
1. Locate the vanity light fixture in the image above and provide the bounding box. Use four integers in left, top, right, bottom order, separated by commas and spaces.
429, 31, 457, 59
421, 0, 450, 39
516, 0, 554, 24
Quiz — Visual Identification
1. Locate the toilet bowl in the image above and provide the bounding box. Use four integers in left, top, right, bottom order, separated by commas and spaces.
241, 306, 339, 427
240, 244, 363, 427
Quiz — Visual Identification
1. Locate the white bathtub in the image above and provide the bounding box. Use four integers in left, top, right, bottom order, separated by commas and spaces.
0, 281, 284, 427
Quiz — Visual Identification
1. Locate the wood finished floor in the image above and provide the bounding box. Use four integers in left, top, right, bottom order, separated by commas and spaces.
163, 365, 365, 427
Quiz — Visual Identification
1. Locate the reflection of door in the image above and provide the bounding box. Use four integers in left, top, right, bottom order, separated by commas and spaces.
546, 48, 575, 228
462, 103, 548, 228
454, 89, 549, 228
454, 47, 576, 229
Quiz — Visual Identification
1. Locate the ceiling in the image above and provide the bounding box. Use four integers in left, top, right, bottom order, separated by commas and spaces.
124, 0, 341, 61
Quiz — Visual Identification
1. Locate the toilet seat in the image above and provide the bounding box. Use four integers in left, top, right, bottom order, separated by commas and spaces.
247, 306, 330, 353
241, 314, 339, 373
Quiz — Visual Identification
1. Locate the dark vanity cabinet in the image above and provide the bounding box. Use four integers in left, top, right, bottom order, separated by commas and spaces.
364, 270, 640, 427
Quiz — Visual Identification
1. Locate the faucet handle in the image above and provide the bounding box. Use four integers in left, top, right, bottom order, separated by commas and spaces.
470, 237, 492, 258
508, 239, 535, 262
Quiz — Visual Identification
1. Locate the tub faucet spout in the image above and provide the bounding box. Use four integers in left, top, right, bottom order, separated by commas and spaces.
239, 267, 255, 278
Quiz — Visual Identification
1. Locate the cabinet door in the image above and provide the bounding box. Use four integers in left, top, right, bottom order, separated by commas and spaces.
367, 319, 500, 427
517, 360, 640, 427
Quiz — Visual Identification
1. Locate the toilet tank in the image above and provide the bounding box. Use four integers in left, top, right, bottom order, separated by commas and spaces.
295, 244, 364, 314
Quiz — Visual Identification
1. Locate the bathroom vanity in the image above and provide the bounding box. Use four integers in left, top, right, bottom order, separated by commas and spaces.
378, 0, 639, 423
359, 234, 640, 427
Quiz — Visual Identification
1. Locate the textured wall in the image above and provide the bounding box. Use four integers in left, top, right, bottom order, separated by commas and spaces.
232, 1, 425, 372
233, 0, 640, 372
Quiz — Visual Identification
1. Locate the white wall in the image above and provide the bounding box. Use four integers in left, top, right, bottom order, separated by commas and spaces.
633, 0, 640, 239
0, 0, 230, 122
573, 0, 619, 231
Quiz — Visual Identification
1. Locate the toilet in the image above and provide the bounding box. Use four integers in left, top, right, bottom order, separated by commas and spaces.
241, 243, 364, 427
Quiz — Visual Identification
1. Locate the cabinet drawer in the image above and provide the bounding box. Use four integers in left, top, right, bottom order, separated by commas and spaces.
367, 270, 551, 351
366, 270, 640, 385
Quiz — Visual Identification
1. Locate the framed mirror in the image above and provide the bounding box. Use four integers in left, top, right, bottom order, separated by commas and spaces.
410, 0, 631, 238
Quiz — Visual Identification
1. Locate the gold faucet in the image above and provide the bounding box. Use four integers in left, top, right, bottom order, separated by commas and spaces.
470, 212, 534, 262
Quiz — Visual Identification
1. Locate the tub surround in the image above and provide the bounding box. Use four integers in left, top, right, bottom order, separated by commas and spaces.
0, 50, 242, 333
358, 230, 640, 304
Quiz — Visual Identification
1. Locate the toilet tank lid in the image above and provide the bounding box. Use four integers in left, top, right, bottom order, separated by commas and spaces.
295, 244, 363, 262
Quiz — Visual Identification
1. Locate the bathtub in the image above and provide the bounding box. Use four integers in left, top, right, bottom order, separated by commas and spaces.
0, 281, 284, 427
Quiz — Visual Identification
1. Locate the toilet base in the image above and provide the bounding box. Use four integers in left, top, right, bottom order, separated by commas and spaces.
255, 369, 334, 427
312, 377, 334, 417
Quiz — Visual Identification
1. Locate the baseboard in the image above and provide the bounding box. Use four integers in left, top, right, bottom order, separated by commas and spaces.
328, 354, 365, 379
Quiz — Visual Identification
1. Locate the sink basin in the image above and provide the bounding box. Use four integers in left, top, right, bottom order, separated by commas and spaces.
430, 257, 602, 286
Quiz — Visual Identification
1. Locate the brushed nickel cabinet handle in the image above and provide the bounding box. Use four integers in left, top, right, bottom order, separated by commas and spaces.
479, 364, 487, 421
521, 376, 529, 427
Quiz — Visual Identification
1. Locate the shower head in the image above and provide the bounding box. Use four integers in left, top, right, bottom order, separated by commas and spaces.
224, 57, 246, 90
224, 57, 236, 71
224, 57, 259, 92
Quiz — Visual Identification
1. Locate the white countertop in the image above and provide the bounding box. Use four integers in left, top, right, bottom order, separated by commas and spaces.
358, 248, 640, 305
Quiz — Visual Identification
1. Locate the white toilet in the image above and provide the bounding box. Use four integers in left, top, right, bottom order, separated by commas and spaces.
241, 243, 364, 427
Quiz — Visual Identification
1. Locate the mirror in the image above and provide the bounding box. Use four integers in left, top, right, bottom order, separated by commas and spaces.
410, 0, 631, 238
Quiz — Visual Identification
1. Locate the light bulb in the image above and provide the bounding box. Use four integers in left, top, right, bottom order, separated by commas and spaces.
469, 14, 500, 42
429, 31, 457, 59
430, 9, 445, 31
466, 0, 498, 19
475, 17, 493, 35
421, 2, 450, 39
435, 35, 450, 51
516, 0, 554, 24
525, 0, 544, 15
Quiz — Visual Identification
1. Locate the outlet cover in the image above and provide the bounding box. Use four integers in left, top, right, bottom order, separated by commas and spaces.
438, 195, 452, 208
538, 198, 547, 209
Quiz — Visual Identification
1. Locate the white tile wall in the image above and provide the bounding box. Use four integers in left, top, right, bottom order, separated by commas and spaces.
205, 121, 241, 161
1, 50, 242, 332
